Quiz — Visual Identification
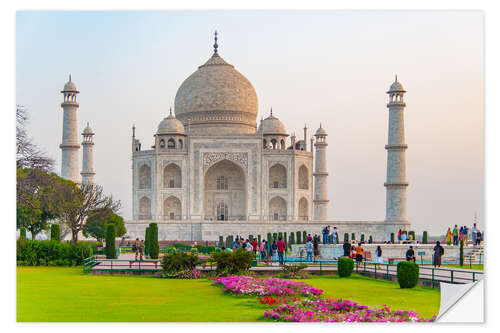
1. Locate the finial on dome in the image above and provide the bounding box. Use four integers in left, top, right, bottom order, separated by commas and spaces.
320, 123, 322, 128
169, 107, 173, 116
69, 73, 72, 82
213, 30, 219, 54
270, 107, 273, 116
395, 74, 398, 82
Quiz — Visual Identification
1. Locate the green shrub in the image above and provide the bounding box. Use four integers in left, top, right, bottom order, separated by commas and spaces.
409, 231, 415, 241
360, 234, 365, 243
368, 235, 373, 244
105, 224, 116, 259
267, 232, 272, 243
258, 234, 261, 245
16, 239, 94, 266
218, 235, 224, 248
290, 232, 295, 245
20, 227, 27, 240
210, 248, 253, 275
296, 231, 301, 244
351, 233, 355, 241
338, 257, 354, 277
344, 233, 349, 242
149, 223, 159, 259
50, 224, 61, 242
302, 231, 307, 243
397, 261, 419, 288
273, 233, 277, 242
422, 231, 428, 244
161, 252, 200, 276
390, 233, 395, 244
145, 226, 151, 256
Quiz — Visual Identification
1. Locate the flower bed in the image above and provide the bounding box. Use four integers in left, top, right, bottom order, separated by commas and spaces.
162, 268, 203, 279
264, 298, 436, 322
212, 276, 323, 297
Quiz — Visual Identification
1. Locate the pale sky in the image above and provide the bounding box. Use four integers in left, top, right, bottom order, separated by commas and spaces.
16, 10, 484, 235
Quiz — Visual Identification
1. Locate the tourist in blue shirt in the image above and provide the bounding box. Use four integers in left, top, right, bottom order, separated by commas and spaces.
306, 240, 313, 262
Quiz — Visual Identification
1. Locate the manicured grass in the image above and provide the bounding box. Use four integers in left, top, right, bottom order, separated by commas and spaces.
440, 264, 483, 270
17, 267, 440, 322
303, 274, 440, 319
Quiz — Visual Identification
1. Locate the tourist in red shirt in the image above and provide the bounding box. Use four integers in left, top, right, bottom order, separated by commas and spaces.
276, 237, 286, 265
251, 239, 258, 256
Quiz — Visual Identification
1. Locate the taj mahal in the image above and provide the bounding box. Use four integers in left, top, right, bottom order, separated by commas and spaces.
58, 32, 411, 241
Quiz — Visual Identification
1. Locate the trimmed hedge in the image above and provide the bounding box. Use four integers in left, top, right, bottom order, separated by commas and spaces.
422, 231, 428, 244
344, 233, 349, 242
210, 248, 254, 275
149, 223, 160, 259
50, 224, 60, 242
16, 239, 95, 266
397, 261, 419, 288
296, 231, 301, 244
338, 257, 354, 277
390, 233, 395, 244
161, 252, 200, 276
105, 224, 116, 259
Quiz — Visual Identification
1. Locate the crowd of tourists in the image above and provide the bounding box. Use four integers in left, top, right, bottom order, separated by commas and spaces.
445, 223, 483, 246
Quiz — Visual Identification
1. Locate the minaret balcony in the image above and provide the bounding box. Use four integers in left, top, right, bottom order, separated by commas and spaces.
61, 101, 79, 107
385, 144, 408, 150
386, 101, 406, 108
384, 182, 409, 187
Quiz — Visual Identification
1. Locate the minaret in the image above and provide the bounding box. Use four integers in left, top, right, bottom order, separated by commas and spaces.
81, 122, 95, 184
313, 124, 329, 221
59, 75, 80, 183
384, 75, 409, 222
303, 124, 308, 151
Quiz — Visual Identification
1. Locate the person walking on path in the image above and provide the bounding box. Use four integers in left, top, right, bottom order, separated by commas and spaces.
343, 239, 351, 257
306, 234, 313, 243
265, 240, 272, 264
322, 226, 328, 244
332, 227, 339, 244
405, 246, 416, 262
472, 223, 478, 246
446, 228, 453, 245
271, 240, 277, 262
463, 226, 469, 244
260, 240, 266, 260
355, 243, 364, 264
134, 238, 143, 261
397, 229, 402, 244
306, 239, 313, 262
375, 246, 383, 269
313, 235, 320, 260
276, 237, 286, 265
459, 227, 464, 244
433, 241, 444, 267
453, 225, 459, 246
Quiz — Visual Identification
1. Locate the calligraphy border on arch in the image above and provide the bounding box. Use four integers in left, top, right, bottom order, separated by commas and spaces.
202, 152, 248, 171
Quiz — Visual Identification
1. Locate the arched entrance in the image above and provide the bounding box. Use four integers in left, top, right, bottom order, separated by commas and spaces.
269, 196, 287, 221
164, 196, 182, 220
204, 159, 246, 221
298, 197, 308, 221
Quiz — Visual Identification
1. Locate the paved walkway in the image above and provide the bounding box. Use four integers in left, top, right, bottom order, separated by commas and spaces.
90, 253, 483, 284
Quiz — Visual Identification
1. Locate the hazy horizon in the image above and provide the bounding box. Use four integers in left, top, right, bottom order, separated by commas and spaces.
16, 10, 484, 235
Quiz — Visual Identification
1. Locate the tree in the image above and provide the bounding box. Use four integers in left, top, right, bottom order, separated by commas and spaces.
16, 106, 54, 171
82, 208, 126, 242
105, 224, 116, 259
50, 224, 61, 241
16, 168, 71, 239
58, 182, 121, 243
149, 223, 159, 259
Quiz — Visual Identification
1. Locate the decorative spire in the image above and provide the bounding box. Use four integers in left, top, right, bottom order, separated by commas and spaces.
270, 107, 273, 116
395, 74, 398, 82
169, 107, 173, 116
69, 73, 72, 82
213, 30, 219, 54
320, 123, 322, 128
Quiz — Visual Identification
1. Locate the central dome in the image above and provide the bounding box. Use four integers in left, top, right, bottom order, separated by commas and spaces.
174, 52, 258, 135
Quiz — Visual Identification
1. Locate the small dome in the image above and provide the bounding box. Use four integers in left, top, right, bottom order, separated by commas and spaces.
388, 77, 405, 93
157, 110, 185, 135
315, 125, 327, 136
83, 122, 94, 135
62, 75, 78, 92
258, 111, 287, 135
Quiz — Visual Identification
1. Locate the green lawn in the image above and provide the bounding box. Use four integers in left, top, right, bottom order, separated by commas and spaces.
17, 267, 440, 322
440, 264, 483, 270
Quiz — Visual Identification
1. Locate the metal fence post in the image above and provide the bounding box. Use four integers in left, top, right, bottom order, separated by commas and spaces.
110, 260, 113, 274
451, 270, 454, 284
432, 268, 435, 288
473, 272, 476, 282
320, 261, 322, 275
386, 264, 389, 280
